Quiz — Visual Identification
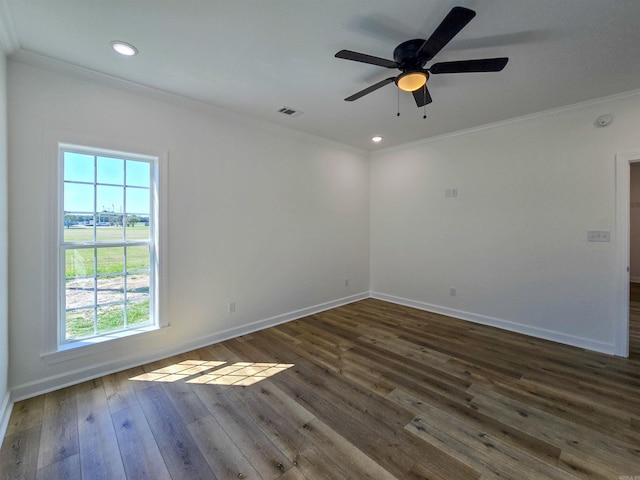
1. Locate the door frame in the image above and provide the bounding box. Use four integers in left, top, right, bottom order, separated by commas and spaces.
615, 151, 640, 357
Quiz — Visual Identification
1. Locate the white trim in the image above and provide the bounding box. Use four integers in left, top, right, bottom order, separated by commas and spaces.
372, 89, 640, 155
58, 144, 160, 344
156, 151, 169, 329
0, 2, 19, 54
41, 325, 169, 365
371, 292, 617, 356
8, 51, 366, 156
10, 51, 639, 157
0, 392, 12, 444
630, 277, 640, 284
11, 292, 369, 401
615, 151, 640, 357
12, 285, 626, 400
42, 130, 169, 356
43, 130, 58, 355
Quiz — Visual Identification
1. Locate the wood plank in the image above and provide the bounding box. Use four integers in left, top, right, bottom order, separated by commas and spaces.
278, 466, 311, 480
405, 416, 569, 480
187, 414, 262, 480
387, 388, 561, 466
136, 384, 215, 480
404, 407, 578, 480
102, 370, 139, 414
299, 417, 399, 480
112, 405, 172, 480
191, 383, 293, 480
223, 385, 356, 480
251, 382, 316, 428
0, 424, 41, 480
76, 385, 126, 480
160, 379, 210, 425
37, 387, 78, 470
35, 454, 81, 480
223, 383, 307, 463
5, 395, 44, 437
468, 383, 639, 476
268, 357, 467, 479
488, 377, 637, 441
357, 332, 452, 365
70, 377, 103, 396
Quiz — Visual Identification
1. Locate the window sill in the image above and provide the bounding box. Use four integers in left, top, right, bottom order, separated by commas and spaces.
41, 325, 169, 365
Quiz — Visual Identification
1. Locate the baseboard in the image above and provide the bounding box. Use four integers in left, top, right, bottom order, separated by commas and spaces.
12, 289, 618, 401
370, 292, 617, 356
10, 292, 370, 401
0, 392, 12, 446
630, 277, 640, 284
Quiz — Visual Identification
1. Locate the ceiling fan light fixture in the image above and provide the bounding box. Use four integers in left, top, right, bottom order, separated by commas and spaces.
396, 71, 427, 92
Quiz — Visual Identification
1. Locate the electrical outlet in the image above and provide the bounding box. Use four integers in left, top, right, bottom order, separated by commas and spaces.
345, 278, 349, 287
450, 287, 457, 297
228, 301, 236, 313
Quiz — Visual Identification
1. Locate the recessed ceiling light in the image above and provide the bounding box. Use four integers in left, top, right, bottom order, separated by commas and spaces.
110, 41, 138, 56
371, 136, 383, 143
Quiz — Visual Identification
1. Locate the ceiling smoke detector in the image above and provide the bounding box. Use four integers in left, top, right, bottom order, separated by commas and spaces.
595, 114, 613, 127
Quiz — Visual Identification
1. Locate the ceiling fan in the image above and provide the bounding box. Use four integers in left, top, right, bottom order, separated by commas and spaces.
335, 6, 509, 108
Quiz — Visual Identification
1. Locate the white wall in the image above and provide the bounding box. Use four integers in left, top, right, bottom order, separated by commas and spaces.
0, 53, 9, 438
371, 92, 640, 354
630, 164, 640, 281
7, 60, 370, 398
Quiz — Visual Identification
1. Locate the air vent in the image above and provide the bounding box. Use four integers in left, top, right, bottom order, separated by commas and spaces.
277, 106, 303, 117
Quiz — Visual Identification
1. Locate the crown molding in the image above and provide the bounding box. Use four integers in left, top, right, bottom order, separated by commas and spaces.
10, 48, 367, 156
372, 88, 640, 156
0, 1, 19, 54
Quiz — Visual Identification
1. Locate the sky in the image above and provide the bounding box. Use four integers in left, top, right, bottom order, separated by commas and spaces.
64, 152, 150, 215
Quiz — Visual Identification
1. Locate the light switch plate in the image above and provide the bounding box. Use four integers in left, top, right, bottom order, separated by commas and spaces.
587, 231, 610, 242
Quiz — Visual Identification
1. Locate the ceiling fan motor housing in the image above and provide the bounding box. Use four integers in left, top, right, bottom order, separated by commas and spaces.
393, 39, 427, 70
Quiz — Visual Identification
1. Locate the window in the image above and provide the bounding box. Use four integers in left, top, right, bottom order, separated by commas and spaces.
58, 144, 160, 345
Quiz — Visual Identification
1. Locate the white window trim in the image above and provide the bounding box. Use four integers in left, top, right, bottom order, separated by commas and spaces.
42, 131, 168, 360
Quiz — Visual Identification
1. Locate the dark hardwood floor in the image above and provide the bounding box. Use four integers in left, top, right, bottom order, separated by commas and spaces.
629, 282, 640, 359
2, 297, 640, 479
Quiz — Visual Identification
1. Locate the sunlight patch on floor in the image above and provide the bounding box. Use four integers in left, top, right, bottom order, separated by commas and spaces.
129, 359, 294, 386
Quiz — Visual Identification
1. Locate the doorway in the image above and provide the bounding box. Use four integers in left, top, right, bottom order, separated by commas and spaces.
615, 152, 640, 358
629, 164, 640, 357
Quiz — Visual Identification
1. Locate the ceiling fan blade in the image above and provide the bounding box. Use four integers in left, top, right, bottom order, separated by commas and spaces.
344, 77, 396, 101
335, 50, 397, 68
417, 6, 476, 62
412, 85, 433, 107
430, 57, 509, 74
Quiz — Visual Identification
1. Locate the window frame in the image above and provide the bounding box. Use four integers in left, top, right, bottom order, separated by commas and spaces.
49, 141, 167, 354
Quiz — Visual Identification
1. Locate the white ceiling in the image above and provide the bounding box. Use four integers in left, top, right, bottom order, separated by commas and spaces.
2, 0, 640, 151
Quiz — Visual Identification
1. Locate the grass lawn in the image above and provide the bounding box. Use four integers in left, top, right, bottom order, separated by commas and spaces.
65, 226, 150, 277
66, 300, 150, 340
64, 226, 152, 340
